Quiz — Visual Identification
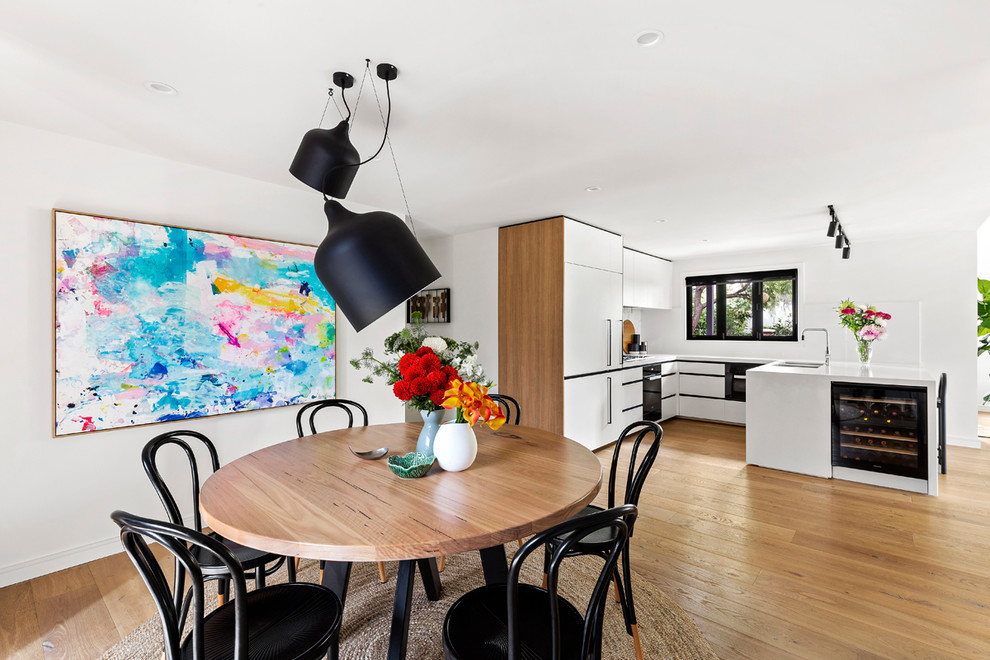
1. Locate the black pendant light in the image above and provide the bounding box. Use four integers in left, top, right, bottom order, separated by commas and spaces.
315, 200, 440, 332
292, 62, 440, 331
290, 72, 360, 198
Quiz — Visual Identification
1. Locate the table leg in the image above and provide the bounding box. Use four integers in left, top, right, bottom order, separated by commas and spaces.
479, 544, 508, 585
417, 557, 442, 601
387, 559, 417, 660
321, 561, 352, 660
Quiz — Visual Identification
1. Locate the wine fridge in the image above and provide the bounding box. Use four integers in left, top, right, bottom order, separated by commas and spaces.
831, 383, 928, 479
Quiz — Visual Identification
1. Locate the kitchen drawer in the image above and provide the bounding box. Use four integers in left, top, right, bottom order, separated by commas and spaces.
679, 374, 725, 398
678, 361, 725, 375
679, 396, 725, 420
661, 397, 678, 421
659, 361, 677, 375
661, 373, 679, 396
723, 400, 746, 424
621, 380, 643, 409
621, 367, 643, 384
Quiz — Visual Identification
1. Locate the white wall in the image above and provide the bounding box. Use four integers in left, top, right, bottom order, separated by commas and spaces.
640, 234, 978, 447
419, 229, 499, 387
0, 120, 405, 587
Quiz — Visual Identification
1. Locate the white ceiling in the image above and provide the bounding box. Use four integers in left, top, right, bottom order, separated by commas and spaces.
2, 0, 989, 259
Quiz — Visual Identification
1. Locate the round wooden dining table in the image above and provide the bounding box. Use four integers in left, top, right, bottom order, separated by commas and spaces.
199, 421, 602, 660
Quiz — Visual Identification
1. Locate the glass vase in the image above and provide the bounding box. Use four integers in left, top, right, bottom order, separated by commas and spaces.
856, 339, 873, 364
417, 409, 445, 456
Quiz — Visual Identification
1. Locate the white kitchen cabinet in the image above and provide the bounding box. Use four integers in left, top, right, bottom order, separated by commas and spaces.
679, 374, 725, 398
564, 372, 623, 450
678, 361, 725, 376
723, 400, 746, 424
622, 248, 673, 309
500, 216, 627, 439
661, 397, 678, 421
679, 396, 725, 420
563, 263, 623, 377
565, 219, 622, 273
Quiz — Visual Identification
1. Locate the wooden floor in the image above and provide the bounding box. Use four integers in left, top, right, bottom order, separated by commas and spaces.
3, 417, 990, 659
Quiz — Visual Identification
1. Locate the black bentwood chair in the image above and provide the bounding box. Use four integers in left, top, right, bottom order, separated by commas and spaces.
489, 393, 522, 426
543, 420, 661, 660
294, 398, 389, 583
442, 504, 638, 660
142, 430, 295, 607
111, 510, 342, 660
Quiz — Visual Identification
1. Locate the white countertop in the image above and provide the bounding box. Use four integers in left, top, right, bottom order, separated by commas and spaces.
750, 360, 938, 385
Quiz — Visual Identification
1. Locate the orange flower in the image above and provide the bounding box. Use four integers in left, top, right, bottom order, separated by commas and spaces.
441, 378, 507, 430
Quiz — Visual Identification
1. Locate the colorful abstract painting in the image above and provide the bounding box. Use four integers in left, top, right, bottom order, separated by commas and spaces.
53, 210, 335, 435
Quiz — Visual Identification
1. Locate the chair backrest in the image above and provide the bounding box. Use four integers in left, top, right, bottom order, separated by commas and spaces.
489, 394, 521, 426
295, 398, 369, 437
509, 504, 637, 660
606, 421, 661, 521
111, 509, 250, 660
142, 430, 220, 532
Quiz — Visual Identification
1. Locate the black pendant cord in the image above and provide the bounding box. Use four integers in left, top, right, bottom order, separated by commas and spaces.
320, 72, 393, 203
369, 73, 415, 236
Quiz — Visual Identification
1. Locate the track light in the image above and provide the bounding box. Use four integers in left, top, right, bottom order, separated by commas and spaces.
826, 205, 838, 237
826, 204, 851, 258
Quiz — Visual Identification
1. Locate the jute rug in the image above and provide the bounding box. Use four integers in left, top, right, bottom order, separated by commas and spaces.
101, 551, 717, 659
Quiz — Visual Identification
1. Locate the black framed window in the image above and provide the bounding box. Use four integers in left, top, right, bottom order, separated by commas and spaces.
686, 269, 797, 341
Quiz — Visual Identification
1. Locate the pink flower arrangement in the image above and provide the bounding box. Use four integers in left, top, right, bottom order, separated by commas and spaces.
837, 300, 891, 362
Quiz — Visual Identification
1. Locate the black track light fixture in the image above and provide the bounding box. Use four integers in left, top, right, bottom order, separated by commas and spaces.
826, 205, 839, 237
291, 61, 440, 332
826, 204, 852, 259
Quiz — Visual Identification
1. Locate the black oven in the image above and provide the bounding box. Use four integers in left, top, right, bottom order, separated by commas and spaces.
725, 362, 761, 402
642, 364, 665, 420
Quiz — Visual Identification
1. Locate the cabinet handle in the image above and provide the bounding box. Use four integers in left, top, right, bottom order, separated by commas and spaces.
606, 319, 612, 367
607, 376, 612, 425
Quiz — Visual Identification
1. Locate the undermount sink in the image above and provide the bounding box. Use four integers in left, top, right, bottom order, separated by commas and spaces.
776, 361, 824, 368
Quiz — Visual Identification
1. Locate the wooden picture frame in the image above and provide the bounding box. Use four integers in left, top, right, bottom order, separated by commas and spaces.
406, 287, 450, 324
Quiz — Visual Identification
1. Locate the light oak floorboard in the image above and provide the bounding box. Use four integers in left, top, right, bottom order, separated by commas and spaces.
2, 417, 990, 658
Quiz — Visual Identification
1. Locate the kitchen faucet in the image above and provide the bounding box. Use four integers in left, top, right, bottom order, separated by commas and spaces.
801, 327, 830, 366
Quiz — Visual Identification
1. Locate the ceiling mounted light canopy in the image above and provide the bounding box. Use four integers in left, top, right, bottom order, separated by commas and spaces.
292, 61, 440, 332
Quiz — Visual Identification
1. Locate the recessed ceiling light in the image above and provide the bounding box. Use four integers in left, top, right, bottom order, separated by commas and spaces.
655, 219, 668, 224
634, 30, 664, 47
585, 186, 601, 192
701, 239, 709, 243
144, 81, 177, 95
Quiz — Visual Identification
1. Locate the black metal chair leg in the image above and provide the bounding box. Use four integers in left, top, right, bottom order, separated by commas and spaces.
217, 577, 229, 605
287, 556, 297, 582
255, 564, 266, 589
620, 547, 644, 660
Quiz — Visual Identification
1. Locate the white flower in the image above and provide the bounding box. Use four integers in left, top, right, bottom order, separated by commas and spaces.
422, 336, 447, 353
875, 318, 887, 327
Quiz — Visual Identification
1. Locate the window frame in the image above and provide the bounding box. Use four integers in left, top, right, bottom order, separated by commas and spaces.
685, 268, 798, 342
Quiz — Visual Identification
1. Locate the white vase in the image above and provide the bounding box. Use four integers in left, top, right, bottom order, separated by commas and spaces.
433, 422, 478, 471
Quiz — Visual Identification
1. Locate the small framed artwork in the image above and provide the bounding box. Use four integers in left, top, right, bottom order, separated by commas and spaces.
407, 287, 450, 323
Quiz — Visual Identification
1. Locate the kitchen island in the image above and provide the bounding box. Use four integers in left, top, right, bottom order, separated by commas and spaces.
746, 361, 941, 495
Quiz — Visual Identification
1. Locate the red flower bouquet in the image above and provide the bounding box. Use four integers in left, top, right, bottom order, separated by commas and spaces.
391, 346, 460, 411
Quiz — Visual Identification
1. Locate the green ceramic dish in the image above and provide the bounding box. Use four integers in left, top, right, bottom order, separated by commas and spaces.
387, 452, 435, 479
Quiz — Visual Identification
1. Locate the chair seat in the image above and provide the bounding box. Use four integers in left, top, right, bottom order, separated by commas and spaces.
443, 583, 585, 660
181, 583, 341, 660
550, 505, 619, 552
193, 533, 279, 577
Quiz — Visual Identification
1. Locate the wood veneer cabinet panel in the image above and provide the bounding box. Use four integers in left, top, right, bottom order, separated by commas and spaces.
498, 218, 564, 435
